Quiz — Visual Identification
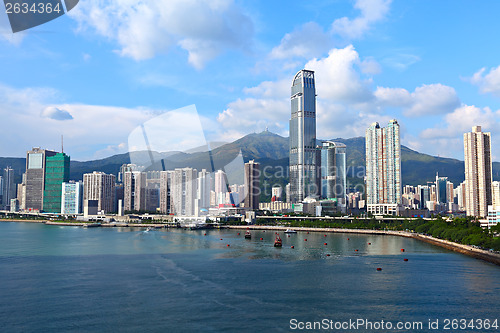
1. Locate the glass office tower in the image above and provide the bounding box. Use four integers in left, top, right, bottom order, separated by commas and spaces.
289, 69, 318, 203
43, 153, 70, 213
319, 141, 346, 207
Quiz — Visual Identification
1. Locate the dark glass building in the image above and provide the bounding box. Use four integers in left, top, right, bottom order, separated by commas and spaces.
43, 153, 70, 213
319, 141, 346, 207
289, 69, 318, 202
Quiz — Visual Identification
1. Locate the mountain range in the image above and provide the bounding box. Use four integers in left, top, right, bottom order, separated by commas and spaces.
1, 131, 499, 198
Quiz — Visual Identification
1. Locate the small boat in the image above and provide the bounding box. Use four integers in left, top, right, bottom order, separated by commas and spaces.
244, 230, 251, 239
144, 227, 152, 232
274, 235, 282, 247
284, 229, 297, 234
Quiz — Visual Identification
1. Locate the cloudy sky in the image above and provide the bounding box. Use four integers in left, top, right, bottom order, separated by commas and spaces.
1, 0, 500, 161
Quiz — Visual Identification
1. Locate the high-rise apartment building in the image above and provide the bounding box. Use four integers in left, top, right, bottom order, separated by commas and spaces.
2, 167, 16, 209
244, 160, 260, 210
171, 168, 198, 216
464, 126, 492, 217
365, 120, 402, 215
43, 153, 70, 213
197, 169, 211, 211
123, 171, 146, 212
214, 169, 228, 205
319, 141, 347, 207
159, 171, 173, 214
25, 148, 57, 211
61, 181, 83, 214
289, 69, 318, 202
83, 172, 116, 214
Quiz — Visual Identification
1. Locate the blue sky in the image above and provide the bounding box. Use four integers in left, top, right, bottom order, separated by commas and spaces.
1, 0, 500, 161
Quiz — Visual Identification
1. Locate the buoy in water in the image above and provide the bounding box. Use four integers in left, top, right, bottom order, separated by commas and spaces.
355, 249, 358, 252
404, 258, 408, 261
204, 233, 207, 236
237, 233, 240, 235
220, 238, 223, 240
376, 267, 382, 271
368, 243, 371, 245
227, 244, 230, 247
287, 235, 290, 237
304, 239, 307, 241
291, 246, 294, 249
324, 235, 327, 237
260, 238, 263, 240
307, 232, 309, 234
401, 249, 405, 252
326, 254, 331, 257
347, 238, 350, 240
324, 243, 327, 245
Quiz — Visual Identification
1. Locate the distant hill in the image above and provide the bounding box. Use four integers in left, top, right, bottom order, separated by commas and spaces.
2, 131, 500, 198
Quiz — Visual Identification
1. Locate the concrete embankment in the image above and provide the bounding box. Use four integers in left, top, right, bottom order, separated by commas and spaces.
227, 225, 500, 266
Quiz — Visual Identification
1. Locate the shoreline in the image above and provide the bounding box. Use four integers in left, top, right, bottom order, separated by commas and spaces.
227, 225, 500, 266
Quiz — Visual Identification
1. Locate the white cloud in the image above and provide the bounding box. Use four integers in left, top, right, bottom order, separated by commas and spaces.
69, 0, 254, 68
269, 22, 332, 60
217, 45, 380, 140
417, 105, 500, 158
374, 83, 460, 117
331, 0, 392, 39
41, 106, 74, 121
306, 45, 373, 103
469, 66, 500, 97
0, 83, 157, 159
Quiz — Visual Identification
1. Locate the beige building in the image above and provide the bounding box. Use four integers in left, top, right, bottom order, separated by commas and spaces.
464, 126, 493, 217
83, 172, 116, 214
244, 160, 260, 210
123, 171, 146, 212
171, 168, 198, 216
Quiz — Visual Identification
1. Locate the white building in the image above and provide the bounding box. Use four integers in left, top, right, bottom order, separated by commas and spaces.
61, 181, 83, 214
366, 120, 402, 215
464, 126, 493, 217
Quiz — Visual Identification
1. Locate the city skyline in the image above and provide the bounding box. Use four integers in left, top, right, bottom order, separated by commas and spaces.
2, 1, 500, 161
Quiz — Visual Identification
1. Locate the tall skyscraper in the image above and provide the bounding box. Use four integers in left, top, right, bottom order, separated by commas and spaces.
43, 153, 70, 213
25, 148, 57, 211
171, 168, 198, 216
244, 160, 260, 210
289, 69, 318, 202
2, 167, 16, 209
319, 141, 347, 207
83, 172, 116, 214
464, 125, 493, 217
365, 120, 402, 215
123, 171, 146, 212
61, 181, 83, 214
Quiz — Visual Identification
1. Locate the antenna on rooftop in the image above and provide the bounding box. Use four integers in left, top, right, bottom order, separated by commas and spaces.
61, 135, 64, 153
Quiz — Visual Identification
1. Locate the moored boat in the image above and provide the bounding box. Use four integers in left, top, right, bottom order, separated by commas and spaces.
274, 235, 282, 247
244, 229, 251, 239
284, 229, 297, 234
